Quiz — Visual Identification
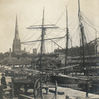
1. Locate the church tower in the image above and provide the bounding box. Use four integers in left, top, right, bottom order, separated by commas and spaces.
13, 16, 21, 54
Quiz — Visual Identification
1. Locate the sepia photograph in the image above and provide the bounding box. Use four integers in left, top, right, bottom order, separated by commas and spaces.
0, 0, 99, 99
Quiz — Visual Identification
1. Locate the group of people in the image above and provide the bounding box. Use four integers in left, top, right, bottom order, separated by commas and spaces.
0, 73, 7, 99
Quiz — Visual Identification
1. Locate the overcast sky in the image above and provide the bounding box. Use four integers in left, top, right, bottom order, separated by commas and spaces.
0, 0, 99, 53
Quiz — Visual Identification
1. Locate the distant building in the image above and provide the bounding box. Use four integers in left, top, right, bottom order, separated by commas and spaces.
12, 16, 21, 55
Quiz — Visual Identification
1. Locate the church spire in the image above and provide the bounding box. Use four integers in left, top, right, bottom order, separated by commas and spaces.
13, 15, 21, 54
15, 16, 20, 40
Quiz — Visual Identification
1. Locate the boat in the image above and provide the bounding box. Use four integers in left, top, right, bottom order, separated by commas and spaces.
50, 0, 99, 95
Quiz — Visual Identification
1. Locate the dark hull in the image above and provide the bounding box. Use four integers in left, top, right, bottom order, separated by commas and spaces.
51, 74, 99, 94
50, 74, 86, 89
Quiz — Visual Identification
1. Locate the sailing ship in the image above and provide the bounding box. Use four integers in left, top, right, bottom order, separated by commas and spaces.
50, 0, 99, 94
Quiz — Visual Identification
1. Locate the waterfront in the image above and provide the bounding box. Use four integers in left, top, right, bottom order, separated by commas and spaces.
0, 0, 99, 99
0, 67, 99, 99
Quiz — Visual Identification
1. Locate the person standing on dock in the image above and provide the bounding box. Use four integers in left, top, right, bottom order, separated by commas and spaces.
1, 73, 7, 89
0, 85, 3, 99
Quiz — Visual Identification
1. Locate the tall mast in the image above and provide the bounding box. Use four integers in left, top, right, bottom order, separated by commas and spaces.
78, 0, 89, 97
41, 9, 45, 54
39, 9, 45, 99
40, 9, 45, 68
65, 7, 69, 66
78, 0, 85, 72
78, 0, 81, 20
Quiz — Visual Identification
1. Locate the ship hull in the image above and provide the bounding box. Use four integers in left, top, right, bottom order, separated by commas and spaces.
51, 74, 99, 94
50, 74, 86, 89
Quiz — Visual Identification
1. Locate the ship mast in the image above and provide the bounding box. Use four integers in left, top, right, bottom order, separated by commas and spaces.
65, 7, 69, 67
39, 9, 45, 99
78, 0, 85, 74
40, 9, 45, 71
78, 0, 89, 97
27, 9, 58, 99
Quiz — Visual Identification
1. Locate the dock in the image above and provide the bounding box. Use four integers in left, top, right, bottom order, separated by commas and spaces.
0, 73, 99, 99
3, 87, 99, 99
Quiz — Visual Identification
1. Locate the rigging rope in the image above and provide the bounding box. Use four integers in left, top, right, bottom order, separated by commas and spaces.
81, 12, 99, 33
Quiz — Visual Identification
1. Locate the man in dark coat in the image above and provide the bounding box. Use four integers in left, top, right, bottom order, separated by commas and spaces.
0, 85, 3, 99
1, 73, 7, 89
